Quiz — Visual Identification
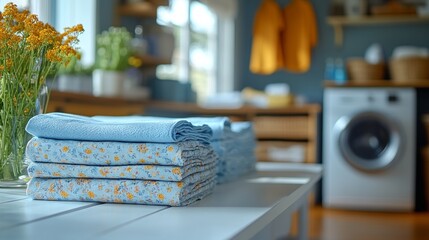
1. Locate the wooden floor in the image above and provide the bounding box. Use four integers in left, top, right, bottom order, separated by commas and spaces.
289, 205, 429, 240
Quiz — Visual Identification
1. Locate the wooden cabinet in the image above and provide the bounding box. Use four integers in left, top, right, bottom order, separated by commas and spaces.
324, 80, 429, 88
147, 101, 321, 164
252, 110, 319, 164
47, 91, 147, 116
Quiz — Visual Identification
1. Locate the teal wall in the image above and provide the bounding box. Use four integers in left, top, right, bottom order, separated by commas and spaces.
236, 0, 429, 103
97, 0, 115, 33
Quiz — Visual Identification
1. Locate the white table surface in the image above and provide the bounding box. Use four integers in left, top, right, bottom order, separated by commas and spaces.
0, 162, 322, 240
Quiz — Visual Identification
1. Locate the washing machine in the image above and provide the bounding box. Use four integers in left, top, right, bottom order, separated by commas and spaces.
323, 87, 416, 211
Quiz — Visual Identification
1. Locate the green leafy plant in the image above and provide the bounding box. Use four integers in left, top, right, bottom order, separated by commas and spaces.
94, 27, 132, 71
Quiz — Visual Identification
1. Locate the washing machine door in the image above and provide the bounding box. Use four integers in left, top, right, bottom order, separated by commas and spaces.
334, 111, 403, 171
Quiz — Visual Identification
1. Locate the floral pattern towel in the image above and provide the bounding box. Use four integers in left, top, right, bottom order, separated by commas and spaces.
28, 160, 217, 181
27, 168, 216, 206
26, 137, 215, 166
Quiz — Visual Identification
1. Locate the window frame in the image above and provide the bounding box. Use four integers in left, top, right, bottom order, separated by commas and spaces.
157, 0, 236, 100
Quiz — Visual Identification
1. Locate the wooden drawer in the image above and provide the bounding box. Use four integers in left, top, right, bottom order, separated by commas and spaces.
256, 141, 310, 163
253, 116, 309, 139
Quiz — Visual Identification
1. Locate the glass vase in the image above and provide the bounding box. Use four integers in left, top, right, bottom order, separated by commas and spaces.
0, 84, 48, 188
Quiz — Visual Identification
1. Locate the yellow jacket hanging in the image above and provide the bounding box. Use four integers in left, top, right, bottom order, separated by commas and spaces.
283, 0, 318, 73
250, 0, 284, 75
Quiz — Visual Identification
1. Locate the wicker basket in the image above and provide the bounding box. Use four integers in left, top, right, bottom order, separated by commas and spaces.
389, 57, 429, 82
347, 58, 386, 82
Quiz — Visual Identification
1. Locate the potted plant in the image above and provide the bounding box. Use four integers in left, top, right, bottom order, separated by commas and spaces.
92, 27, 132, 97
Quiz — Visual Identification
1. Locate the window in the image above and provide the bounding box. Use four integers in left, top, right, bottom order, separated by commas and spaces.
54, 0, 96, 67
0, 0, 28, 11
156, 0, 235, 103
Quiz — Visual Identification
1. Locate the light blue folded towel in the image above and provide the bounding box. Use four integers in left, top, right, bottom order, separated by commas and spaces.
94, 116, 232, 141
215, 121, 257, 184
25, 112, 212, 143
185, 117, 232, 140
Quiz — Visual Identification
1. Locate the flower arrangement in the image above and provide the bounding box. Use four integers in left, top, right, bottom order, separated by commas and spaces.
0, 3, 84, 184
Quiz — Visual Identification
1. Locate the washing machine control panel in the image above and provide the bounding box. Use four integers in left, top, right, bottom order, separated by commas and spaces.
387, 93, 399, 103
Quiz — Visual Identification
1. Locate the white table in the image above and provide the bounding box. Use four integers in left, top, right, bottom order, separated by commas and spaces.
0, 162, 321, 240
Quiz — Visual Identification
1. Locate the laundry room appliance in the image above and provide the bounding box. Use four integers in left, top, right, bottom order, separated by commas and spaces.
323, 87, 416, 211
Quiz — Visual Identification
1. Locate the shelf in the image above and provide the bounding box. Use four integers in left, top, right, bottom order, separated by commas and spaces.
147, 101, 321, 115
117, 2, 157, 17
327, 15, 429, 46
114, 2, 158, 25
324, 80, 429, 88
137, 55, 171, 67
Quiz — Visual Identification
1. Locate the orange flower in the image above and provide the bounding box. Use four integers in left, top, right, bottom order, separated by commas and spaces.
137, 144, 148, 153
60, 191, 69, 198
87, 191, 95, 199
167, 146, 174, 152
126, 192, 134, 200
99, 169, 109, 177
172, 167, 181, 175
158, 193, 165, 201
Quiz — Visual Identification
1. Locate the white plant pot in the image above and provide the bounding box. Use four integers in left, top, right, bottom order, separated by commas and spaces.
344, 0, 367, 18
58, 75, 81, 92
80, 75, 93, 94
92, 70, 125, 97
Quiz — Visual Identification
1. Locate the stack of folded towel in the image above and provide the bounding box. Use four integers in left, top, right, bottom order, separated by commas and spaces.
219, 121, 257, 183
92, 116, 257, 183
24, 113, 217, 206
185, 117, 257, 183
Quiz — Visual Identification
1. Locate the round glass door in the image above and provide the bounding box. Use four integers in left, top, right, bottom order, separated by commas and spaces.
334, 111, 403, 171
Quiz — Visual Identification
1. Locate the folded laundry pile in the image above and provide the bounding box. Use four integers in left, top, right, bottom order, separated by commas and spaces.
69, 115, 258, 183
219, 121, 257, 183
25, 113, 217, 206
185, 117, 257, 183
